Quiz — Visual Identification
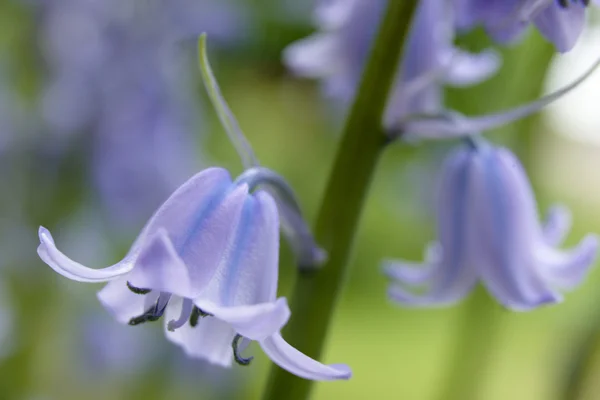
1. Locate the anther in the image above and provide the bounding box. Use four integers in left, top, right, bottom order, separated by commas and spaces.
128, 299, 168, 326
126, 281, 152, 295
189, 306, 211, 327
557, 0, 569, 7
232, 334, 253, 366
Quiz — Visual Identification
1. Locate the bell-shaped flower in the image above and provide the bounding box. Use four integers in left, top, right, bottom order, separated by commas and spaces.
284, 0, 499, 125
455, 0, 598, 52
384, 142, 598, 311
38, 167, 351, 381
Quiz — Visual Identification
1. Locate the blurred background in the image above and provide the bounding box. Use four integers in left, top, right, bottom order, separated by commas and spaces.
1, 0, 600, 399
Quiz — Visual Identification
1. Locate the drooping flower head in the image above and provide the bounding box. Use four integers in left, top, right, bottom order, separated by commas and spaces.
36, 36, 350, 381
455, 0, 599, 52
385, 141, 598, 310
38, 167, 350, 380
284, 0, 499, 125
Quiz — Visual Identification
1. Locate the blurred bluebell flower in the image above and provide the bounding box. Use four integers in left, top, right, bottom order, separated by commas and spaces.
32, 0, 248, 227
284, 0, 499, 125
384, 142, 598, 311
37, 167, 351, 381
455, 0, 599, 52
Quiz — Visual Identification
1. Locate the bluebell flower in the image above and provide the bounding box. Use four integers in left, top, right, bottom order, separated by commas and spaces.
284, 0, 499, 125
455, 0, 599, 52
37, 167, 351, 380
384, 142, 598, 311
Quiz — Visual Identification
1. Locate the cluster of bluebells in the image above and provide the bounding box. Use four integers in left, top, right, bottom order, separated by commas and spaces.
285, 0, 500, 126
287, 0, 600, 310
32, 0, 247, 228
286, 0, 599, 126
34, 0, 600, 386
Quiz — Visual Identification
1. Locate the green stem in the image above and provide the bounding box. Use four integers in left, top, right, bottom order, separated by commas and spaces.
561, 322, 600, 400
435, 288, 505, 400
560, 292, 600, 400
262, 1, 417, 399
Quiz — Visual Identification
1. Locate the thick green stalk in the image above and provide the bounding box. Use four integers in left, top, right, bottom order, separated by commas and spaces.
561, 292, 600, 400
262, 1, 417, 399
435, 288, 505, 400
562, 319, 600, 400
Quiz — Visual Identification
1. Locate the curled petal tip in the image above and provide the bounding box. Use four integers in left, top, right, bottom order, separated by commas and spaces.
586, 233, 600, 249
543, 205, 573, 246
579, 234, 600, 266
37, 226, 134, 283
386, 283, 470, 309
260, 333, 352, 381
330, 364, 353, 380
386, 285, 434, 308
38, 226, 52, 242
538, 232, 599, 290
383, 264, 435, 287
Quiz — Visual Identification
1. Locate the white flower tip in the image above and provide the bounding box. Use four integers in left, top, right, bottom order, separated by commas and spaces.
38, 226, 53, 244
37, 225, 133, 283
582, 233, 600, 261
259, 332, 353, 381
329, 363, 353, 380
586, 233, 600, 246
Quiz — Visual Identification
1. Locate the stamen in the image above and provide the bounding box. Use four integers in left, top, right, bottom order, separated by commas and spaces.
189, 306, 211, 327
167, 298, 193, 332
155, 293, 172, 314
128, 293, 170, 326
126, 281, 152, 295
128, 309, 161, 326
232, 334, 253, 366
557, 0, 569, 8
